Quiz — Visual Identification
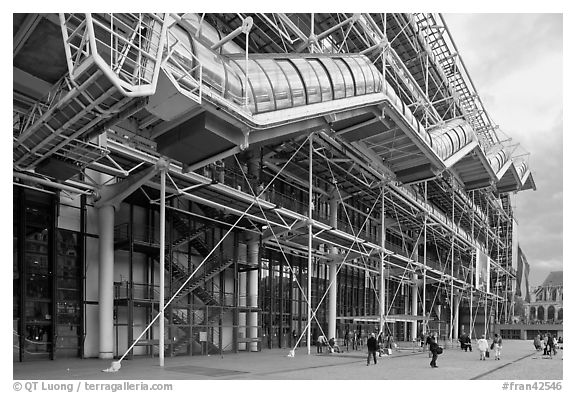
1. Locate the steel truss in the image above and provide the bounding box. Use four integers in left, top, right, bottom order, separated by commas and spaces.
13, 13, 531, 359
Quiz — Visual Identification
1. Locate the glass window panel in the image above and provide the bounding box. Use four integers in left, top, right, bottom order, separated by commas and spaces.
255, 59, 292, 110
192, 41, 225, 94
234, 59, 275, 113
222, 61, 244, 107
277, 60, 306, 108
290, 58, 321, 104
356, 56, 377, 94
227, 59, 256, 112
334, 58, 355, 97
25, 300, 51, 323
168, 26, 196, 76
342, 57, 366, 95
309, 59, 333, 101
318, 58, 345, 99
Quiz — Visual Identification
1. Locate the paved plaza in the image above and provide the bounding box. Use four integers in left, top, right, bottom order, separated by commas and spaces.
13, 340, 562, 381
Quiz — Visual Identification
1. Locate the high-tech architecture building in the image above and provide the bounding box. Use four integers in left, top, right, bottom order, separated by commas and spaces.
13, 13, 536, 362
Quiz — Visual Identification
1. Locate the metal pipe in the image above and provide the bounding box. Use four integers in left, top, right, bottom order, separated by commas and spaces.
307, 136, 313, 355
328, 187, 338, 341
276, 13, 308, 42
422, 181, 433, 333
258, 13, 297, 44
13, 171, 95, 194
379, 185, 386, 334
450, 179, 455, 343
210, 17, 253, 50
296, 14, 359, 53
159, 168, 165, 367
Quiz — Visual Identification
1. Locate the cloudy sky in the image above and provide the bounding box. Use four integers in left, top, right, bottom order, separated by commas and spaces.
442, 14, 563, 287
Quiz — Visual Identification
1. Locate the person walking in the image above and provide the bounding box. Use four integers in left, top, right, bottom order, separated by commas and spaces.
429, 333, 440, 368
492, 333, 503, 360
546, 334, 554, 358
366, 333, 378, 366
344, 330, 350, 352
357, 331, 364, 351
316, 334, 325, 354
425, 332, 433, 357
551, 335, 558, 356
477, 334, 489, 360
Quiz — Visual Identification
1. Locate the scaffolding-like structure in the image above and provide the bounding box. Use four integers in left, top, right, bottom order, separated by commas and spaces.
13, 13, 536, 361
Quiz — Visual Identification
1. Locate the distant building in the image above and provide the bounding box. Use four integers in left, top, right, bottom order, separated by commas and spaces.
496, 271, 563, 340
525, 271, 563, 323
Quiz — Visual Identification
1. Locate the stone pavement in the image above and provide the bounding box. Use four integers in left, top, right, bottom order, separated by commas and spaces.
12, 340, 563, 381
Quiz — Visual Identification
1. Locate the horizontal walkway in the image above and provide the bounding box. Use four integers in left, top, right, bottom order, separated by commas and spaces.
13, 340, 562, 380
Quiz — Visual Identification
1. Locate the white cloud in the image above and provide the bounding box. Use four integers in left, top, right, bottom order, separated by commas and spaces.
444, 13, 564, 288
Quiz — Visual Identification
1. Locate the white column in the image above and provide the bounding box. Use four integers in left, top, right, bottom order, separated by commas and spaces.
238, 243, 247, 351
247, 155, 260, 351
159, 169, 165, 367
453, 295, 460, 341
404, 284, 409, 341
328, 191, 338, 340
411, 273, 418, 340
379, 188, 386, 335
307, 136, 313, 355
97, 204, 115, 359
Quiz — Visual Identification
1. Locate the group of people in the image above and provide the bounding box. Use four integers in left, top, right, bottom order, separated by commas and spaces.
533, 333, 561, 358
320, 329, 514, 368
343, 330, 364, 351
459, 332, 503, 360
458, 332, 503, 360
315, 335, 342, 353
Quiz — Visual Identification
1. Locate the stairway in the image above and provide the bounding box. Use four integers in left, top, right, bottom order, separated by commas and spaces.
161, 208, 234, 356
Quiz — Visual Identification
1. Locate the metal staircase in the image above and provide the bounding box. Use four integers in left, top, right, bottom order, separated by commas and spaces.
160, 208, 234, 356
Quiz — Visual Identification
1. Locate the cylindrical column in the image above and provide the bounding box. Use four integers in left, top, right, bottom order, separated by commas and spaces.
450, 182, 455, 342
247, 153, 260, 351
238, 243, 247, 351
307, 136, 313, 355
411, 273, 418, 341
379, 187, 386, 334
423, 182, 427, 335
247, 242, 259, 351
327, 190, 338, 341
97, 204, 115, 359
159, 170, 165, 367
404, 284, 409, 341
453, 295, 460, 340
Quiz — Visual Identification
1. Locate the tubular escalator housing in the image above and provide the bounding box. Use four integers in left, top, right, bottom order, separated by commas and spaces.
486, 148, 511, 176
158, 17, 521, 192
515, 160, 528, 180
428, 119, 477, 161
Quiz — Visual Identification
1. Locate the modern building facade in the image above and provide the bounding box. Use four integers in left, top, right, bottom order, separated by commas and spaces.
13, 13, 536, 362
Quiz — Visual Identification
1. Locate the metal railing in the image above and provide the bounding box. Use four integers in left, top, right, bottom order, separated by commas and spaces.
60, 13, 167, 96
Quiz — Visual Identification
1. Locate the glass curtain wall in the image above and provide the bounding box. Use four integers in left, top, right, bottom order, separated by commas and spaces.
13, 187, 83, 362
